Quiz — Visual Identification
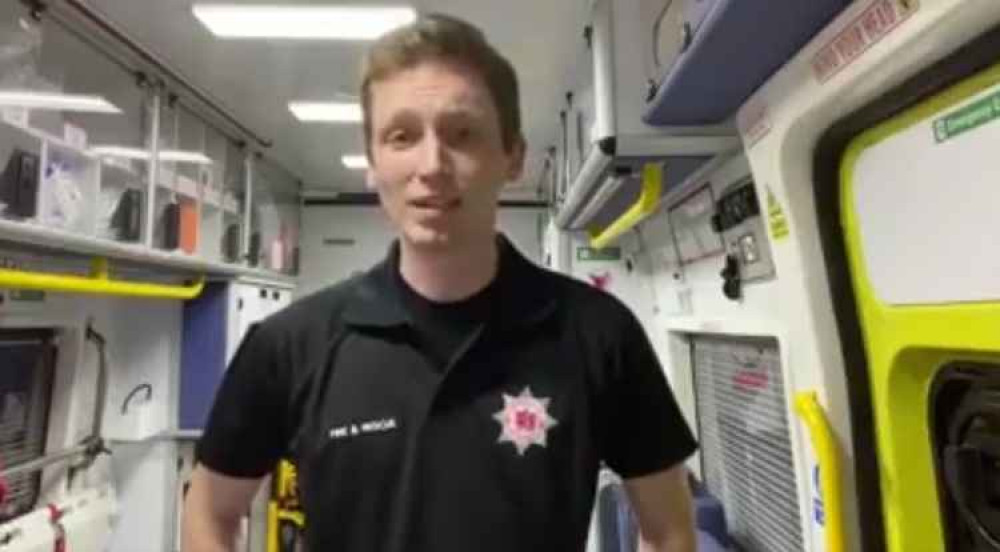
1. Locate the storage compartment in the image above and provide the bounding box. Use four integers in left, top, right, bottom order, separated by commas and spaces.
251, 157, 300, 275
555, 0, 739, 232
581, 155, 712, 231
97, 159, 146, 243
180, 281, 290, 431
0, 146, 40, 220
692, 335, 803, 552
179, 282, 229, 431
642, 0, 849, 125
38, 142, 98, 234
931, 363, 1000, 551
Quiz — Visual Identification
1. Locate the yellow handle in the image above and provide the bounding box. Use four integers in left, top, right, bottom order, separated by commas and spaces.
589, 162, 663, 249
794, 391, 845, 552
0, 257, 205, 300
267, 500, 305, 552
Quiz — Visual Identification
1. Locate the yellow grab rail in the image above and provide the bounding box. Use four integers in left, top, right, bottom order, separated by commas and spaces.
0, 257, 205, 300
794, 391, 845, 552
589, 162, 663, 250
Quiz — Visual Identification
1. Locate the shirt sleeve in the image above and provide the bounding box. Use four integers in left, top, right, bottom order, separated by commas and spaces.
600, 309, 698, 479
196, 322, 290, 478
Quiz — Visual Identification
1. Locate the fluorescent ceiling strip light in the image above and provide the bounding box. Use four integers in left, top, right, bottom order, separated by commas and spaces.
289, 102, 362, 123
192, 5, 417, 40
0, 91, 121, 114
341, 155, 368, 170
92, 146, 214, 165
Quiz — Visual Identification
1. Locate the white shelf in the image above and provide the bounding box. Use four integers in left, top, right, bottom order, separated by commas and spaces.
176, 174, 199, 199
1, 117, 97, 160
222, 193, 241, 214
0, 216, 257, 278
100, 158, 142, 179
107, 429, 203, 444
157, 176, 199, 201
157, 429, 203, 441
0, 114, 300, 288
203, 187, 222, 210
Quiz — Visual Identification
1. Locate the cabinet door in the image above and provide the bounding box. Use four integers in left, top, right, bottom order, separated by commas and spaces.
230, 284, 263, 357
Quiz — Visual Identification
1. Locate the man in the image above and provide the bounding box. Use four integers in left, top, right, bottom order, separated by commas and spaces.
183, 13, 697, 552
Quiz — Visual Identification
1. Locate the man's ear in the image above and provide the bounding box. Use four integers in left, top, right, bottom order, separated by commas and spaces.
506, 136, 527, 182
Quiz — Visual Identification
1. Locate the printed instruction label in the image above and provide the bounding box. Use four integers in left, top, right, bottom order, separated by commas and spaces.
812, 465, 825, 526
933, 88, 1000, 143
577, 246, 621, 262
812, 0, 918, 83
766, 186, 790, 241
738, 99, 772, 148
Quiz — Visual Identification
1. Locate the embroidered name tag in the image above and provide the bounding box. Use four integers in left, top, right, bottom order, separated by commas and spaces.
329, 418, 398, 440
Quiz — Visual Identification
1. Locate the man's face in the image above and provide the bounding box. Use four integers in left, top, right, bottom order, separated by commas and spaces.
367, 59, 525, 251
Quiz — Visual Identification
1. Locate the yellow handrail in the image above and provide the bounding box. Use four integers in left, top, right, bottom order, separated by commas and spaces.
589, 162, 663, 250
0, 257, 205, 300
794, 391, 845, 552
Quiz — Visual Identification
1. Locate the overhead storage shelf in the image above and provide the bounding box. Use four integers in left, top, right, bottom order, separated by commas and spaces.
642, 0, 849, 125
552, 0, 741, 232
0, 1, 301, 288
553, 0, 850, 244
579, 154, 722, 236
0, 216, 295, 286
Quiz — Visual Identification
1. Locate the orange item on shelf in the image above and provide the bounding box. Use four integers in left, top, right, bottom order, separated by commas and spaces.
179, 201, 199, 254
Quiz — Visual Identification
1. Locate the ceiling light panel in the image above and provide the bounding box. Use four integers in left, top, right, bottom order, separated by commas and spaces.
341, 155, 368, 170
192, 5, 417, 40
289, 102, 362, 123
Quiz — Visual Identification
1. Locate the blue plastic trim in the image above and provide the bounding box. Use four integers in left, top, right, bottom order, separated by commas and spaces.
179, 281, 228, 430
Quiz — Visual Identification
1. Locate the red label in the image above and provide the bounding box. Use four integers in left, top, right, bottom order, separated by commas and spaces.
515, 410, 539, 432
733, 370, 769, 391
812, 0, 918, 83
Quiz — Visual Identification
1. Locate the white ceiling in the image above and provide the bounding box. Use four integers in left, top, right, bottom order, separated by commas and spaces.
81, 0, 588, 198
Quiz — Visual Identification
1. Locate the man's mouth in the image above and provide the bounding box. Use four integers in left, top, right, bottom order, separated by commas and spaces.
410, 197, 461, 211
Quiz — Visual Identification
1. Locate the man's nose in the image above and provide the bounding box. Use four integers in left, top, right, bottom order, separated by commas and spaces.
416, 132, 452, 181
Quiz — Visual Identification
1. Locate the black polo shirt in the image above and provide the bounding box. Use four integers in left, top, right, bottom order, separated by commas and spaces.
197, 236, 697, 551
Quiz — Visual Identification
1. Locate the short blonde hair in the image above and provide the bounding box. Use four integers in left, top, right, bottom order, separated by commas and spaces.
360, 13, 523, 157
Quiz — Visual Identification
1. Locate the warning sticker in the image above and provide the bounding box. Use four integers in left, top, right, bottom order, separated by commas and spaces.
577, 246, 621, 262
812, 0, 918, 83
766, 186, 790, 241
738, 99, 772, 148
933, 88, 1000, 143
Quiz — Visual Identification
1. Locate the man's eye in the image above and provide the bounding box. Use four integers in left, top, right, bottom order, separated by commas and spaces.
386, 130, 413, 147
452, 126, 475, 143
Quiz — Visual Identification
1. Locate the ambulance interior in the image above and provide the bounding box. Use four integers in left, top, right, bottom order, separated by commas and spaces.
0, 0, 999, 550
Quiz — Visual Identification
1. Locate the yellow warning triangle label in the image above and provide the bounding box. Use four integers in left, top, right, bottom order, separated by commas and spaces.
766, 186, 790, 241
